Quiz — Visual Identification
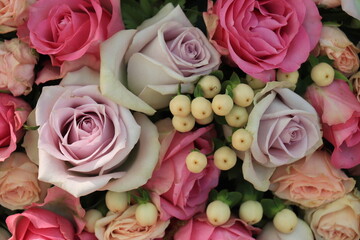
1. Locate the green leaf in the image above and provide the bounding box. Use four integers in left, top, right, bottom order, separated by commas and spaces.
213, 115, 227, 125
23, 124, 40, 131
194, 84, 204, 97
334, 70, 353, 91
227, 192, 242, 207
238, 181, 263, 202
318, 55, 333, 65
213, 138, 226, 151
209, 189, 218, 202
225, 84, 234, 98
261, 197, 286, 219
210, 70, 224, 81
229, 72, 241, 85
308, 54, 319, 67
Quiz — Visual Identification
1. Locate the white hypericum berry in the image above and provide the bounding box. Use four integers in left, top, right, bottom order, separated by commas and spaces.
135, 203, 159, 227
196, 112, 214, 125
172, 115, 195, 132
246, 74, 266, 89
169, 95, 191, 117
206, 200, 231, 226
212, 94, 234, 116
185, 151, 208, 173
232, 83, 254, 107
225, 105, 248, 128
191, 97, 213, 120
214, 146, 237, 170
105, 191, 128, 213
231, 128, 253, 151
310, 62, 335, 87
276, 70, 299, 85
273, 209, 298, 234
84, 209, 103, 233
239, 200, 263, 225
197, 75, 222, 98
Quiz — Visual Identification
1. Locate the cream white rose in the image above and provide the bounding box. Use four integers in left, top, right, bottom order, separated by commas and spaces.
100, 3, 221, 114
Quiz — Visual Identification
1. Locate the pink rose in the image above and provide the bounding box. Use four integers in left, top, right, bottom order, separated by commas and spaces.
6, 187, 97, 240
0, 38, 38, 96
0, 152, 49, 210
319, 26, 360, 76
313, 0, 341, 8
305, 193, 360, 240
305, 80, 360, 169
100, 3, 220, 114
0, 93, 31, 161
0, 0, 34, 33
27, 67, 160, 197
203, 0, 322, 81
174, 215, 259, 240
17, 0, 124, 84
240, 82, 322, 191
95, 205, 170, 240
270, 150, 355, 208
145, 120, 220, 220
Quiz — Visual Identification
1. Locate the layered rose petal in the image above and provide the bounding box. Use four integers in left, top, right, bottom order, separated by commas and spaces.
204, 0, 322, 81
341, 0, 360, 20
242, 82, 322, 191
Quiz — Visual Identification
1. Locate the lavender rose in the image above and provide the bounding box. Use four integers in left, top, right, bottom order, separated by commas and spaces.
100, 3, 221, 114
240, 82, 322, 191
23, 67, 160, 197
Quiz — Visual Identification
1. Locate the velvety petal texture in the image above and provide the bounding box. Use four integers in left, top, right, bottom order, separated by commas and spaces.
305, 80, 360, 169
203, 0, 322, 81
29, 68, 160, 197
17, 0, 124, 83
242, 82, 322, 191
100, 3, 221, 111
174, 215, 260, 240
145, 121, 220, 220
270, 150, 355, 208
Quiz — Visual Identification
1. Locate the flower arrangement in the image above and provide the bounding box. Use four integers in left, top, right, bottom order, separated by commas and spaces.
0, 0, 359, 239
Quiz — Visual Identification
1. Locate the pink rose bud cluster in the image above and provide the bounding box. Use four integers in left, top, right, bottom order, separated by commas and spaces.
0, 38, 38, 96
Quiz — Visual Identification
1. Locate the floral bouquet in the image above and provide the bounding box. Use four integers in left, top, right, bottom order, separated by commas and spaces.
0, 0, 360, 239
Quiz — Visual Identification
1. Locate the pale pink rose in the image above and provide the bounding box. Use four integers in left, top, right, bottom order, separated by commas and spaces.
95, 205, 169, 240
240, 82, 322, 191
203, 0, 322, 81
100, 3, 221, 113
350, 71, 360, 102
313, 0, 341, 8
305, 80, 360, 169
0, 152, 49, 210
28, 67, 160, 197
0, 38, 38, 96
0, 93, 31, 161
257, 219, 313, 240
174, 215, 259, 240
270, 150, 355, 208
341, 0, 360, 20
145, 123, 220, 220
319, 26, 360, 76
305, 193, 360, 240
0, 0, 34, 33
6, 186, 97, 240
17, 0, 124, 84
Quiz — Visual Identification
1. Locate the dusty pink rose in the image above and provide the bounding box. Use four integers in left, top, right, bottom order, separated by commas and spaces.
17, 0, 124, 84
100, 3, 220, 114
305, 193, 360, 240
29, 68, 160, 197
174, 215, 259, 240
0, 0, 34, 33
305, 80, 360, 169
95, 205, 170, 240
313, 0, 341, 8
270, 150, 355, 208
319, 26, 360, 76
0, 93, 31, 161
240, 82, 322, 191
203, 0, 322, 81
0, 152, 49, 210
145, 120, 220, 220
0, 38, 38, 96
6, 187, 97, 240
